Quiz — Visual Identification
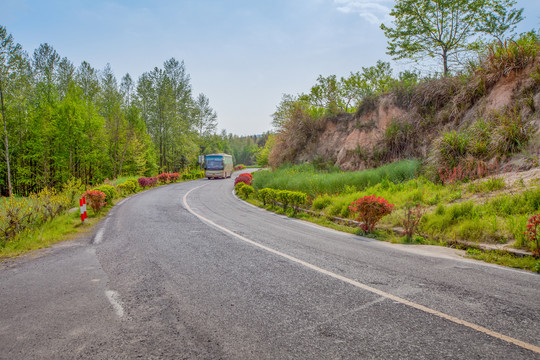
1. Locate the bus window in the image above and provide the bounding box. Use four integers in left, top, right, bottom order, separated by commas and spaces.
206, 157, 223, 170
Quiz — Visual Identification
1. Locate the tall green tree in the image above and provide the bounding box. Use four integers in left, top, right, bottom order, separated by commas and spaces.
381, 0, 524, 75
0, 26, 24, 196
194, 93, 217, 138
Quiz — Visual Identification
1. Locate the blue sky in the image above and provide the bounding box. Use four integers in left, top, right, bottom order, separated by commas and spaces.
2, 0, 539, 135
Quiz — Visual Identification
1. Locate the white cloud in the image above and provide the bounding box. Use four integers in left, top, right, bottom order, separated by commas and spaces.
334, 0, 393, 25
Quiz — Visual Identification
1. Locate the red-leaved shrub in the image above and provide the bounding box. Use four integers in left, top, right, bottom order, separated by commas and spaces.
234, 175, 252, 186
84, 190, 107, 213
169, 173, 180, 182
349, 195, 394, 233
234, 165, 246, 171
138, 177, 149, 188
158, 173, 170, 183
239, 173, 253, 180
147, 177, 158, 187
524, 214, 540, 256
138, 177, 158, 188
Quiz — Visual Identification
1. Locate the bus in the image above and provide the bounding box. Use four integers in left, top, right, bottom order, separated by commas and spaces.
204, 153, 234, 179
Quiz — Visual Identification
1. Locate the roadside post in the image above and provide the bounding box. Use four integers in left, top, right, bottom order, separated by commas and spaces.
80, 197, 87, 223
199, 155, 205, 171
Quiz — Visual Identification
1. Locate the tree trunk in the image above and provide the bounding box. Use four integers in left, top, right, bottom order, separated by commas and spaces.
442, 48, 449, 76
0, 78, 13, 197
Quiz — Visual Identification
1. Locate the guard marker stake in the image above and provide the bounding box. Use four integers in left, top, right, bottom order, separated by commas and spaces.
80, 197, 87, 222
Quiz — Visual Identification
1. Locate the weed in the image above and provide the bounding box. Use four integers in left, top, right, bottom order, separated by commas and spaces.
402, 203, 426, 240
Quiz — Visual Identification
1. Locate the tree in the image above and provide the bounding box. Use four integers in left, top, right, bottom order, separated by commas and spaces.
120, 73, 133, 108
381, 0, 524, 75
57, 57, 75, 99
193, 93, 217, 137
0, 26, 24, 196
309, 75, 341, 115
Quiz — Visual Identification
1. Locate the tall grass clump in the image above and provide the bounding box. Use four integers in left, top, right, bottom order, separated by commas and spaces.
252, 159, 421, 195
479, 31, 540, 85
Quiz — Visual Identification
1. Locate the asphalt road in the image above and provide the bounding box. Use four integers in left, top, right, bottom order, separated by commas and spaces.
1, 174, 539, 359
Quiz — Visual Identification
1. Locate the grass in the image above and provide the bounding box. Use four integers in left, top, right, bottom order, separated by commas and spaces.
247, 160, 540, 271
253, 159, 421, 195
0, 205, 108, 259
465, 248, 540, 272
244, 191, 540, 272
0, 174, 204, 260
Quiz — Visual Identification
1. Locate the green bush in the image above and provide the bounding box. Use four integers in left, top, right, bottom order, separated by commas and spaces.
491, 107, 532, 156
238, 185, 255, 199
35, 188, 70, 222
62, 178, 86, 207
312, 194, 332, 210
117, 179, 139, 195
276, 190, 292, 210
289, 191, 308, 215
0, 197, 36, 242
257, 188, 274, 206
92, 184, 118, 202
235, 182, 247, 194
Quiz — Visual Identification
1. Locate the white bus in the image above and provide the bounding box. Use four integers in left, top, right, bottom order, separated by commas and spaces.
204, 153, 234, 179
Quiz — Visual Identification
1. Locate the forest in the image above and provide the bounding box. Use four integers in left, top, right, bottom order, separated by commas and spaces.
0, 26, 266, 197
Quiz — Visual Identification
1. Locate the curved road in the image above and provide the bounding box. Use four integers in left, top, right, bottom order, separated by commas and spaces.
1, 175, 539, 359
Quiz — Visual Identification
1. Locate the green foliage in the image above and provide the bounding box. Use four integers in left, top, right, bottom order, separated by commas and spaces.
257, 188, 275, 206
479, 31, 540, 80
117, 179, 139, 195
35, 188, 70, 222
437, 131, 470, 168
0, 197, 35, 242
255, 161, 540, 250
235, 182, 247, 194
62, 178, 86, 207
381, 0, 524, 75
256, 134, 275, 167
92, 185, 118, 201
465, 249, 539, 272
273, 190, 307, 214
0, 25, 225, 197
238, 184, 255, 199
491, 106, 532, 155
276, 190, 292, 210
312, 194, 333, 210
467, 178, 506, 193
253, 159, 421, 195
289, 191, 308, 215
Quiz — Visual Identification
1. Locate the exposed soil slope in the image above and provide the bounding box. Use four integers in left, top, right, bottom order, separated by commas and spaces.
284, 58, 540, 174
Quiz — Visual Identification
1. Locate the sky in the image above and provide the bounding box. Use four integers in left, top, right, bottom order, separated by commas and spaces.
2, 0, 539, 136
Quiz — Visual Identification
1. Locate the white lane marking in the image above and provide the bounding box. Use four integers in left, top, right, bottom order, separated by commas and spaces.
183, 184, 540, 355
105, 290, 125, 318
93, 218, 109, 244
116, 198, 127, 206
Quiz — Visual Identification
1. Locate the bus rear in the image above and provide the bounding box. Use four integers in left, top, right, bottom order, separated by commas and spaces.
204, 154, 233, 179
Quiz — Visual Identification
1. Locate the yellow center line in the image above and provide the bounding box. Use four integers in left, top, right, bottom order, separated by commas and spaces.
183, 184, 540, 355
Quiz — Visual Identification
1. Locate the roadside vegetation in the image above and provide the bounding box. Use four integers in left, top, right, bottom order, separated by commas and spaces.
233, 163, 540, 272
249, 1, 540, 272
0, 171, 204, 259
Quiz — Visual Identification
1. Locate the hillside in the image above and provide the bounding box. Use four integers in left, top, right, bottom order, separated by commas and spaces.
270, 52, 540, 180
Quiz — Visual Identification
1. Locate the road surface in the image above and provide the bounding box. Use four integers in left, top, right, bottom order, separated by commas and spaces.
1, 175, 539, 359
